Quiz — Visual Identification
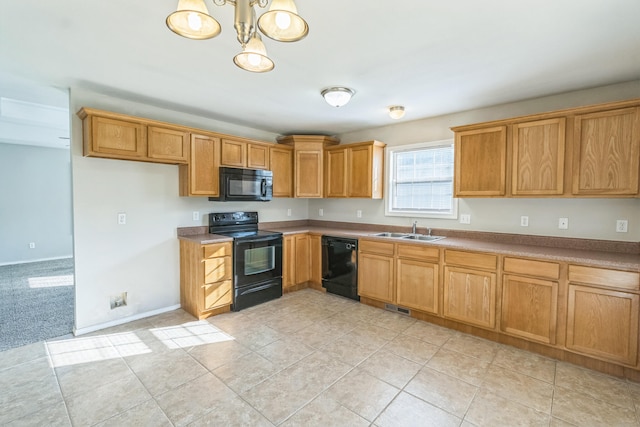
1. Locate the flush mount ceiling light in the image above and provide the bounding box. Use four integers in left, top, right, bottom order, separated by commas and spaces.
166, 0, 308, 72
389, 105, 405, 119
321, 87, 355, 108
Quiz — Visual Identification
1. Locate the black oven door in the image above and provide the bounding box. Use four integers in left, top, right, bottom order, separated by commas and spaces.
233, 234, 283, 288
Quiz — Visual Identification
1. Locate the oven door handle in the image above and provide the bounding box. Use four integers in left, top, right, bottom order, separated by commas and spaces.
239, 234, 282, 244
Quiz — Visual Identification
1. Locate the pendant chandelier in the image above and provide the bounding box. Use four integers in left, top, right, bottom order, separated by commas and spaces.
166, 0, 309, 73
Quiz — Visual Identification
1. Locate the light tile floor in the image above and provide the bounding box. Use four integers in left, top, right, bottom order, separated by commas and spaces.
2, 288, 640, 426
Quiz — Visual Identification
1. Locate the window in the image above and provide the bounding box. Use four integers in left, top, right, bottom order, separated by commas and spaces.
386, 140, 457, 218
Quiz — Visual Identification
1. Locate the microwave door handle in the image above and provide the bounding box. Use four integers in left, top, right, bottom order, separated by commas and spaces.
261, 179, 267, 197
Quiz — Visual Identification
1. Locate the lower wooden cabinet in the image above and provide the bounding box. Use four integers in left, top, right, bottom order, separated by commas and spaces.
283, 233, 310, 290
309, 234, 322, 287
395, 244, 439, 314
180, 240, 232, 319
358, 240, 395, 302
566, 265, 640, 366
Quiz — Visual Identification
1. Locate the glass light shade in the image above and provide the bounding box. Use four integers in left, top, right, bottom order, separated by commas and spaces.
166, 0, 221, 39
321, 87, 354, 107
257, 0, 309, 42
233, 33, 275, 73
389, 106, 405, 119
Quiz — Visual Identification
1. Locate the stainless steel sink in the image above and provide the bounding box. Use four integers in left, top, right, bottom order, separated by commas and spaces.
371, 232, 409, 238
401, 234, 446, 242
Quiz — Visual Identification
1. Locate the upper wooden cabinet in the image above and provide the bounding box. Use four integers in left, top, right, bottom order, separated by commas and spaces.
454, 126, 507, 197
277, 135, 339, 198
179, 134, 220, 197
269, 145, 294, 197
572, 107, 640, 196
325, 141, 386, 199
220, 137, 271, 170
511, 118, 565, 196
78, 108, 188, 164
451, 99, 640, 198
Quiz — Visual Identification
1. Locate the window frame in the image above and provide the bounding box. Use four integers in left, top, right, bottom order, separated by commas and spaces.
384, 139, 458, 219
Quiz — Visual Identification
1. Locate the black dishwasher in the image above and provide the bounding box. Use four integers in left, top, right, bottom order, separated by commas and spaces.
321, 236, 359, 301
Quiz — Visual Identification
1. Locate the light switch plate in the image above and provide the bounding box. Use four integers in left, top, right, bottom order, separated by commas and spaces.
558, 217, 568, 229
460, 214, 471, 224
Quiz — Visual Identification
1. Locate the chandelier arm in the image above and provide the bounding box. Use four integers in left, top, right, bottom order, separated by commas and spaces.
251, 0, 269, 8
212, 0, 233, 6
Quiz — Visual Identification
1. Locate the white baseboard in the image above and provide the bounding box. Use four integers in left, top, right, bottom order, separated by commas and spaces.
0, 256, 73, 267
73, 304, 182, 336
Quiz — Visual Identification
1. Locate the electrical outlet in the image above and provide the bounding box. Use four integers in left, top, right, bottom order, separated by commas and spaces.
356, 210, 362, 218
287, 208, 292, 217
192, 211, 200, 221
29, 242, 35, 249
319, 208, 324, 217
110, 292, 128, 309
117, 212, 126, 225
616, 219, 628, 233
558, 217, 569, 230
520, 216, 529, 227
460, 214, 471, 224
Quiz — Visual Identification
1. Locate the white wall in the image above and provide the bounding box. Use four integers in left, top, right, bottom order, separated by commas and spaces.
309, 80, 640, 242
70, 88, 308, 331
0, 143, 73, 264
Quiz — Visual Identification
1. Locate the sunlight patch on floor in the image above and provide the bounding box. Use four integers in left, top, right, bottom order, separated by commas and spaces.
150, 320, 234, 350
28, 274, 74, 288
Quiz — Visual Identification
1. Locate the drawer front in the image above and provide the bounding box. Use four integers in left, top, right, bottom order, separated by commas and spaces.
504, 257, 560, 280
445, 250, 497, 270
203, 242, 232, 259
397, 243, 439, 261
569, 265, 639, 291
360, 239, 395, 256
204, 256, 232, 283
203, 280, 232, 310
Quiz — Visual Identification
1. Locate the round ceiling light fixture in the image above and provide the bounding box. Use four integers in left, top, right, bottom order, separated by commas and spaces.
321, 87, 355, 107
389, 105, 405, 119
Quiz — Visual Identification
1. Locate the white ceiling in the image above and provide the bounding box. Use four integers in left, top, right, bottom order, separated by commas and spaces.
0, 0, 639, 145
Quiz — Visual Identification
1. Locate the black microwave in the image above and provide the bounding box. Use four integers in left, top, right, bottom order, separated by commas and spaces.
209, 167, 273, 202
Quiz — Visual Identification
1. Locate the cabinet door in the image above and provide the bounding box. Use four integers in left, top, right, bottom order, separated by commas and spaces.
444, 266, 497, 329
396, 258, 439, 314
247, 143, 269, 170
309, 235, 322, 286
348, 145, 373, 198
325, 148, 347, 197
203, 280, 232, 311
270, 146, 293, 197
454, 126, 507, 196
358, 252, 395, 302
511, 118, 565, 195
572, 107, 640, 196
89, 115, 147, 159
566, 284, 639, 365
501, 274, 558, 344
147, 126, 189, 164
283, 235, 296, 289
295, 234, 311, 284
295, 149, 323, 197
220, 138, 247, 167
180, 134, 220, 196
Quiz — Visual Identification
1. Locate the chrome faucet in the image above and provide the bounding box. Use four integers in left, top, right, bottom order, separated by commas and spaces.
412, 220, 417, 234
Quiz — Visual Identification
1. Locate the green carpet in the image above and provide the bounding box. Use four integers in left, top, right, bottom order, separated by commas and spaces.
0, 258, 74, 352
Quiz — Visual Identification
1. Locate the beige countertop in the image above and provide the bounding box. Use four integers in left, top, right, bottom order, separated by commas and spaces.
178, 225, 640, 272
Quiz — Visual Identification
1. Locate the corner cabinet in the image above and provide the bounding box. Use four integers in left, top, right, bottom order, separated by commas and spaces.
277, 135, 339, 198
325, 141, 386, 199
179, 240, 233, 319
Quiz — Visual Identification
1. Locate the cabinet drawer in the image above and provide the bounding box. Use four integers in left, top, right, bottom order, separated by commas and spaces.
360, 239, 395, 256
397, 244, 439, 261
203, 280, 232, 310
504, 257, 560, 280
204, 256, 232, 283
445, 250, 497, 270
203, 243, 232, 259
569, 265, 639, 291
